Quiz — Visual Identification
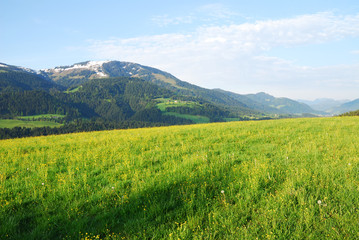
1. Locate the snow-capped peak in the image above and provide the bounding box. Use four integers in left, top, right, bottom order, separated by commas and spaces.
0, 63, 8, 68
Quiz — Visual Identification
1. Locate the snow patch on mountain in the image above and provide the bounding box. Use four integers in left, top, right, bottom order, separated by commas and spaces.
97, 72, 108, 77
19, 66, 38, 74
0, 63, 38, 74
43, 60, 110, 77
119, 62, 145, 75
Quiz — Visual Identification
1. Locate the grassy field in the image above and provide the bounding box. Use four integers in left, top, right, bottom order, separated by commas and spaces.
0, 119, 62, 129
164, 112, 210, 124
156, 98, 202, 112
1, 117, 359, 239
64, 86, 82, 93
17, 114, 65, 120
156, 98, 210, 123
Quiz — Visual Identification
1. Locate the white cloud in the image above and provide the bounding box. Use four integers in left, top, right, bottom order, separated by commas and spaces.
198, 3, 239, 19
87, 12, 359, 99
151, 3, 241, 27
151, 15, 194, 27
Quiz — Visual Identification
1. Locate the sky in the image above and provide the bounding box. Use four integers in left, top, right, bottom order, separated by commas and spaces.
1, 0, 359, 100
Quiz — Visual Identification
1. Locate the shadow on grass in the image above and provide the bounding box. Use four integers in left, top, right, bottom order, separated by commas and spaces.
5, 160, 252, 239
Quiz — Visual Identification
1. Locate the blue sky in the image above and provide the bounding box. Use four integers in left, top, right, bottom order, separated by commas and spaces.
1, 0, 359, 100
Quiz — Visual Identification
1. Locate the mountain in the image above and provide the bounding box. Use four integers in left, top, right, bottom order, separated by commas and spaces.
0, 60, 324, 136
1, 62, 232, 127
245, 92, 325, 115
40, 61, 258, 115
297, 98, 349, 113
212, 89, 286, 114
0, 62, 38, 75
333, 99, 359, 114
40, 60, 186, 89
41, 60, 320, 116
0, 62, 62, 92
300, 98, 359, 115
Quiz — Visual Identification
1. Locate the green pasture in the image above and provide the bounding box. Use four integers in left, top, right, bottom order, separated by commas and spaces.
1, 117, 359, 239
64, 86, 82, 93
156, 98, 209, 123
17, 114, 65, 120
156, 98, 201, 112
0, 119, 62, 129
163, 112, 210, 123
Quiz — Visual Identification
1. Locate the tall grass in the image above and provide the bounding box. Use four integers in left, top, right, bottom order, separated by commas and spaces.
0, 117, 359, 239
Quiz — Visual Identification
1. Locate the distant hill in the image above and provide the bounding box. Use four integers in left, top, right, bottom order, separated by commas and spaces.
297, 98, 359, 115
297, 98, 349, 114
334, 99, 359, 114
212, 89, 284, 114
245, 92, 325, 115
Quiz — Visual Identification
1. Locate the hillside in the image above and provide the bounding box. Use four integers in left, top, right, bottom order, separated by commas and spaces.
0, 64, 75, 119
334, 99, 359, 114
1, 117, 359, 239
340, 109, 359, 116
0, 76, 203, 128
0, 63, 61, 92
1, 65, 237, 138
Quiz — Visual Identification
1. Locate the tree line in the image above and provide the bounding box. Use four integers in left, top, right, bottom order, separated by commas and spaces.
339, 110, 359, 116
0, 118, 193, 140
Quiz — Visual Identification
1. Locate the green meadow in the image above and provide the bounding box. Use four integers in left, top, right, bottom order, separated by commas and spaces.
17, 114, 65, 120
0, 119, 62, 129
1, 117, 359, 239
163, 112, 210, 124
156, 98, 210, 123
156, 98, 202, 112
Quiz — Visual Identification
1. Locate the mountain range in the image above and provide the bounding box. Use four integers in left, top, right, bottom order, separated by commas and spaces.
297, 98, 356, 115
1, 60, 358, 133
39, 60, 326, 115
